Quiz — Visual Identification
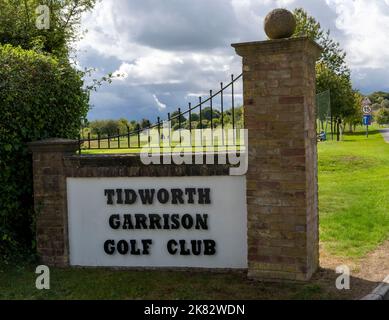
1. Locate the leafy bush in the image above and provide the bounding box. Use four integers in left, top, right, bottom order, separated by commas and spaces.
376, 108, 389, 125
90, 119, 120, 136
0, 44, 89, 261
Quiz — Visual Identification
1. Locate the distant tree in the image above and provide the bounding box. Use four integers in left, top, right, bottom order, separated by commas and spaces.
170, 111, 187, 128
190, 121, 199, 131
89, 119, 119, 136
104, 120, 119, 136
233, 106, 244, 128
189, 113, 199, 122
372, 103, 382, 112
212, 118, 220, 128
89, 120, 104, 135
376, 108, 389, 126
140, 118, 151, 129
381, 99, 389, 109
196, 120, 210, 129
200, 107, 221, 121
172, 122, 181, 131
293, 8, 355, 140
220, 106, 244, 128
344, 91, 363, 132
316, 63, 355, 140
129, 120, 138, 130
369, 91, 389, 104
293, 8, 349, 76
118, 118, 130, 134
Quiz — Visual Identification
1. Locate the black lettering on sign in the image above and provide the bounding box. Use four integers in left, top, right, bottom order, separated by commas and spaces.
198, 188, 211, 204
103, 240, 154, 256
124, 189, 137, 204
166, 240, 217, 256
181, 214, 194, 229
135, 214, 148, 229
107, 214, 209, 230
204, 240, 216, 255
142, 239, 153, 255
191, 240, 202, 256
116, 189, 123, 204
167, 240, 178, 255
179, 240, 191, 256
149, 214, 162, 229
104, 189, 115, 205
139, 189, 155, 204
104, 240, 115, 255
117, 240, 129, 255
104, 188, 213, 205
171, 189, 184, 204
185, 188, 197, 204
130, 240, 141, 255
157, 189, 169, 204
170, 214, 180, 230
109, 215, 120, 229
162, 214, 171, 230
195, 214, 208, 230
122, 214, 134, 230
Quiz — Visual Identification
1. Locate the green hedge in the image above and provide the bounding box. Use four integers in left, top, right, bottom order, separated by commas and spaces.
0, 44, 89, 261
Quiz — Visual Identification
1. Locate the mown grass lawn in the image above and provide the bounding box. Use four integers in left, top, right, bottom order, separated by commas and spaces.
318, 125, 389, 258
1, 125, 388, 300
0, 265, 337, 300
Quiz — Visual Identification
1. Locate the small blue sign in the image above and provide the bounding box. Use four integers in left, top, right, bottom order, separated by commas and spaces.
363, 115, 372, 126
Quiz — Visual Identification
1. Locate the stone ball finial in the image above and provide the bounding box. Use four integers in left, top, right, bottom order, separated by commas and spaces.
264, 8, 296, 40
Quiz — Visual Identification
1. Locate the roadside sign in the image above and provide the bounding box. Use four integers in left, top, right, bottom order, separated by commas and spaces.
363, 115, 372, 138
362, 105, 372, 115
363, 115, 372, 126
362, 97, 372, 107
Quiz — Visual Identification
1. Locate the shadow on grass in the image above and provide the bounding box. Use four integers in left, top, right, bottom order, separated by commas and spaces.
0, 263, 380, 300
344, 130, 380, 137
308, 267, 380, 300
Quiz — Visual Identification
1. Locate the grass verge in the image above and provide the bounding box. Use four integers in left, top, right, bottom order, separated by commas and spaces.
318, 126, 389, 258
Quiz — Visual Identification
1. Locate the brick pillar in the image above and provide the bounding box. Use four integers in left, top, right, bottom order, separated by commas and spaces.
28, 139, 79, 267
232, 37, 322, 281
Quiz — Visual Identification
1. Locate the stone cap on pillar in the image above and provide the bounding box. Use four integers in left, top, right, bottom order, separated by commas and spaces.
28, 138, 79, 154
232, 36, 322, 59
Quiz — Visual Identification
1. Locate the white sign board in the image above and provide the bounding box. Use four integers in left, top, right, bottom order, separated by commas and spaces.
67, 176, 247, 269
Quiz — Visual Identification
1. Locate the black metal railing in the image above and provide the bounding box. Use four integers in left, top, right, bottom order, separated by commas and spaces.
79, 73, 244, 153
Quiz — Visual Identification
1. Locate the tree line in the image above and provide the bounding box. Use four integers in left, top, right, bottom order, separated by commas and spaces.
292, 9, 384, 138
370, 92, 389, 125
83, 107, 244, 137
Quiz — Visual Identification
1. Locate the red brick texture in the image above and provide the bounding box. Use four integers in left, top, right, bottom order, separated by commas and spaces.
233, 37, 322, 281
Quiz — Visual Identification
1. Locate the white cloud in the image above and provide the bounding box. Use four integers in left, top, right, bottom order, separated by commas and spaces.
113, 53, 184, 85
77, 0, 389, 119
153, 94, 167, 111
326, 0, 389, 70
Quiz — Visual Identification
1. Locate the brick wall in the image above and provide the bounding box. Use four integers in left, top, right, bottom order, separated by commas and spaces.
29, 140, 233, 267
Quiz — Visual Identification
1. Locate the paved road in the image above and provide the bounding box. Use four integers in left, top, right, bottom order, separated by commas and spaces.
380, 128, 389, 143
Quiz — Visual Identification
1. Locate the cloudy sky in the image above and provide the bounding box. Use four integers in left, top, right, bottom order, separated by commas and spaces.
76, 0, 389, 121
